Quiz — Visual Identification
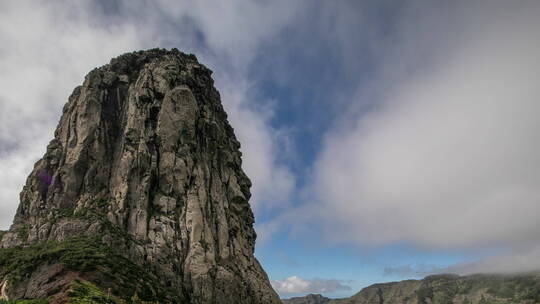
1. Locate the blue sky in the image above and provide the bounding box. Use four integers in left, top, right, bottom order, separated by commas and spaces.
2, 0, 540, 299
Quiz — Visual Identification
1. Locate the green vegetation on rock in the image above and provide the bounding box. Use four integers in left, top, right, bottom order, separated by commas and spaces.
67, 280, 165, 304
50, 197, 109, 223
15, 224, 30, 240
67, 280, 116, 304
0, 300, 49, 304
0, 237, 178, 302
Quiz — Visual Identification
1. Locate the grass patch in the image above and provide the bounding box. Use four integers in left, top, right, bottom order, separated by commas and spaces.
67, 280, 115, 304
66, 281, 163, 304
0, 300, 49, 304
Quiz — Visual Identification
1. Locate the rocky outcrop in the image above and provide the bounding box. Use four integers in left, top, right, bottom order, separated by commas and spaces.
284, 273, 540, 304
0, 48, 280, 303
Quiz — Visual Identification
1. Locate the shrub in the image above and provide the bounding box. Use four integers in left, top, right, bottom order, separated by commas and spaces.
67, 280, 116, 304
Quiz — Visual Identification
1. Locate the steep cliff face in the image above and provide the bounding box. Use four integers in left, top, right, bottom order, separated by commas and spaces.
0, 49, 280, 304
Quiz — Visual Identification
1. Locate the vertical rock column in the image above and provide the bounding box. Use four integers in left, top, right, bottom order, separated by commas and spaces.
0, 49, 281, 304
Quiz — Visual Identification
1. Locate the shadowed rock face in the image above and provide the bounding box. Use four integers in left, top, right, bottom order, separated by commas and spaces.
0, 48, 280, 304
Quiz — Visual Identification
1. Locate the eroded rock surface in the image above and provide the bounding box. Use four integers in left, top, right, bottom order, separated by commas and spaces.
0, 48, 280, 304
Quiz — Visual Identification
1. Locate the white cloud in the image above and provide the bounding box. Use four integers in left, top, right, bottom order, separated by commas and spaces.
153, 0, 305, 69
215, 76, 295, 212
386, 244, 540, 277
311, 0, 540, 256
446, 245, 540, 275
0, 0, 298, 229
271, 276, 351, 294
383, 265, 440, 278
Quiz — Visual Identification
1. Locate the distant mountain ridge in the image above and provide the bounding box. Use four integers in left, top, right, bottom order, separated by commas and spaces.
282, 273, 540, 304
282, 294, 331, 304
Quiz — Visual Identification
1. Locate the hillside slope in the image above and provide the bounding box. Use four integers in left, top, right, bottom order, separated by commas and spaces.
283, 273, 540, 304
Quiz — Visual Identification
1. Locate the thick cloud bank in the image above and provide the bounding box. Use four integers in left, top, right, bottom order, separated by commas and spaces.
312, 0, 540, 270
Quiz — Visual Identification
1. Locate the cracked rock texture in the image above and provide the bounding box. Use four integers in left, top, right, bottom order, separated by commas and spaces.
0, 48, 280, 304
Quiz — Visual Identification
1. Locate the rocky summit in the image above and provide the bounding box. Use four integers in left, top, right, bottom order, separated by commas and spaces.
0, 49, 281, 304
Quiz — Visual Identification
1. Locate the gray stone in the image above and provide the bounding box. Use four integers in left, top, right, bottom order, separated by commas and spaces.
0, 48, 280, 304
